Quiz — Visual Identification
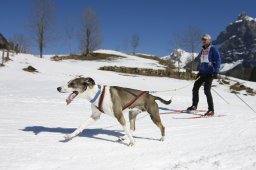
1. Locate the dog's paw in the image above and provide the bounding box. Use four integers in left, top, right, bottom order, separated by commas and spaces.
128, 142, 135, 147
64, 134, 74, 140
160, 136, 165, 142
117, 136, 127, 141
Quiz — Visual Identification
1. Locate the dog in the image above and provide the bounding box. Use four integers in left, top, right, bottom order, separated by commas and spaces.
57, 77, 171, 146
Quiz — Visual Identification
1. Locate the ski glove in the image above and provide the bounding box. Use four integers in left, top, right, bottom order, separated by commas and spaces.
212, 73, 219, 79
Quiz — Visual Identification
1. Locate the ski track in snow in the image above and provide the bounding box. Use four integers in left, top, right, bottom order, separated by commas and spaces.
0, 52, 256, 170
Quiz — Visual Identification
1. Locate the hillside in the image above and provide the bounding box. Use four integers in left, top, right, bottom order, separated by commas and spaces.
0, 52, 256, 170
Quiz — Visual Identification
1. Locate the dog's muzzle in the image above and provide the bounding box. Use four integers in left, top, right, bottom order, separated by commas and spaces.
57, 87, 79, 105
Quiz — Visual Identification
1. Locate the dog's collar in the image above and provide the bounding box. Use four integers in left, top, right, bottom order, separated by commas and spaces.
90, 85, 102, 104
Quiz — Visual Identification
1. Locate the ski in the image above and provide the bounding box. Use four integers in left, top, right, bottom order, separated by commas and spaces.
160, 109, 207, 115
172, 114, 226, 119
159, 107, 207, 113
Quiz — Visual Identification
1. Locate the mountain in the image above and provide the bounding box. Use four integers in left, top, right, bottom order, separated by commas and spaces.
213, 12, 256, 81
0, 33, 8, 49
162, 49, 198, 68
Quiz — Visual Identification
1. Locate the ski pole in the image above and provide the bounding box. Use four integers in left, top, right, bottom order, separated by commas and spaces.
234, 93, 256, 114
212, 87, 229, 104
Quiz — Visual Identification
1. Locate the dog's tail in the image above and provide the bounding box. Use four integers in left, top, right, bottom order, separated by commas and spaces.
154, 96, 172, 105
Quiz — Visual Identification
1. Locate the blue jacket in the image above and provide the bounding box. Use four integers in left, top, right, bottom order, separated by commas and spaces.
198, 46, 221, 75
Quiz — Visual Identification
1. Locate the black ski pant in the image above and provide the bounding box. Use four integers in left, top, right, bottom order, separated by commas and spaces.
192, 76, 214, 111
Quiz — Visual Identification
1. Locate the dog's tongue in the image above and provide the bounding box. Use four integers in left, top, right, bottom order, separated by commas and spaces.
66, 92, 78, 105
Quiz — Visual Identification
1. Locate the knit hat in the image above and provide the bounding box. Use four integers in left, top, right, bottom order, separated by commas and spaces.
201, 34, 211, 40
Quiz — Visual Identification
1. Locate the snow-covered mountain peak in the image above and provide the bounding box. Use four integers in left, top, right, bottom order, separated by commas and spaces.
236, 12, 256, 23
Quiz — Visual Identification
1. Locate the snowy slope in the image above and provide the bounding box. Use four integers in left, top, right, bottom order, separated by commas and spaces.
93, 49, 164, 70
220, 59, 243, 73
0, 53, 256, 170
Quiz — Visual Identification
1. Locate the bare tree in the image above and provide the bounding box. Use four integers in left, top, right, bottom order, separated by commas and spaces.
80, 7, 102, 55
1, 50, 4, 66
28, 0, 56, 58
0, 33, 9, 65
174, 26, 202, 76
131, 33, 140, 54
65, 17, 76, 54
10, 34, 30, 53
170, 36, 183, 77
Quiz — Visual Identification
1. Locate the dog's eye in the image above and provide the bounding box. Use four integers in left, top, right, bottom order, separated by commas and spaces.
69, 83, 74, 87
82, 82, 88, 86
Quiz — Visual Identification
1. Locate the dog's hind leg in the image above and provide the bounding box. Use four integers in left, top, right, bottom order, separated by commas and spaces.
129, 109, 141, 133
146, 101, 165, 141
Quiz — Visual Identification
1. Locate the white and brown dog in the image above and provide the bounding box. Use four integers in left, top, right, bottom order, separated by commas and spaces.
57, 77, 171, 146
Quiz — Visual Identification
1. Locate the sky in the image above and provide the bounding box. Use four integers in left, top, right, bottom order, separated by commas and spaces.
1, 0, 256, 56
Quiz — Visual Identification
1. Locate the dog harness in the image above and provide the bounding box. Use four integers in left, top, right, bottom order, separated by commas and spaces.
122, 91, 148, 110
90, 85, 148, 113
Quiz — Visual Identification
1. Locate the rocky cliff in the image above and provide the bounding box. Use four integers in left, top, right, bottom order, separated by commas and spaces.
213, 12, 256, 81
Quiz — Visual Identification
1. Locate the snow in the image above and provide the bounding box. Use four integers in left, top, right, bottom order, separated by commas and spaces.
93, 49, 164, 69
220, 60, 243, 73
244, 15, 256, 22
229, 35, 236, 39
1, 52, 256, 170
134, 53, 156, 57
235, 19, 243, 23
232, 15, 256, 24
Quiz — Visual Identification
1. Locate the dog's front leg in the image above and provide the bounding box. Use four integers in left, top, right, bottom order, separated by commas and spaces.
64, 117, 96, 139
64, 117, 97, 139
121, 124, 135, 146
64, 106, 101, 139
116, 113, 135, 146
118, 109, 140, 141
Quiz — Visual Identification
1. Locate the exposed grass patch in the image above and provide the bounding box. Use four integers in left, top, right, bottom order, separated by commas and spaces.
23, 66, 39, 73
133, 53, 160, 61
229, 82, 255, 95
99, 66, 196, 80
51, 53, 123, 61
133, 53, 175, 69
218, 77, 255, 96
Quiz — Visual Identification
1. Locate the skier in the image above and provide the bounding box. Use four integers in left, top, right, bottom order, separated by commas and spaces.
187, 34, 221, 116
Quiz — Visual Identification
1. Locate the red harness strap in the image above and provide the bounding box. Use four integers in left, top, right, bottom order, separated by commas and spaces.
122, 91, 149, 110
97, 87, 148, 113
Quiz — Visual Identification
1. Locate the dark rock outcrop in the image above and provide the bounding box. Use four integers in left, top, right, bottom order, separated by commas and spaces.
213, 12, 256, 81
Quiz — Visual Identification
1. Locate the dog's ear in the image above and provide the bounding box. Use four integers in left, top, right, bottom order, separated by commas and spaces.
87, 78, 95, 86
83, 78, 95, 89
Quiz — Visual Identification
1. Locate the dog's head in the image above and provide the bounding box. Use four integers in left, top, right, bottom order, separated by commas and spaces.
57, 77, 95, 105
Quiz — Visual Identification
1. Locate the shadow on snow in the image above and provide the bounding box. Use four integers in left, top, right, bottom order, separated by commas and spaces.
21, 126, 159, 144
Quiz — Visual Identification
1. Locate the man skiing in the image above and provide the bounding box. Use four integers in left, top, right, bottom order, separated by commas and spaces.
187, 34, 221, 116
